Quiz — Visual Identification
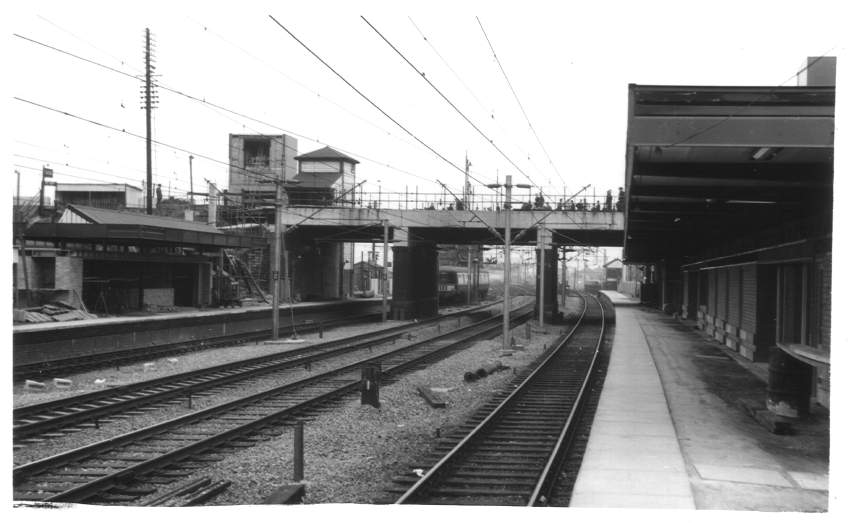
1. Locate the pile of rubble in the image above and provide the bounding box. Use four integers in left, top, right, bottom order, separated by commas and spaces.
14, 302, 98, 324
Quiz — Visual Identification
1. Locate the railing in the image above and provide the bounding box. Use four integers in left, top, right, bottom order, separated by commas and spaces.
286, 187, 626, 213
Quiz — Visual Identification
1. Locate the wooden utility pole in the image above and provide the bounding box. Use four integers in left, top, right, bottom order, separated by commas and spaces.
143, 28, 157, 215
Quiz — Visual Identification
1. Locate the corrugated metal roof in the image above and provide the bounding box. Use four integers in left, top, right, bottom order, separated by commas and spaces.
57, 183, 142, 192
66, 204, 222, 234
294, 146, 359, 164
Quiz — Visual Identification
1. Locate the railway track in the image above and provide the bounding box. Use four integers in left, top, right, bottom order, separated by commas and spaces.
13, 303, 497, 446
392, 293, 606, 506
14, 309, 383, 381
13, 301, 533, 505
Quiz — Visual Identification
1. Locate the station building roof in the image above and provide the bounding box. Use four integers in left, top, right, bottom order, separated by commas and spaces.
294, 146, 359, 164
623, 84, 834, 264
24, 204, 266, 249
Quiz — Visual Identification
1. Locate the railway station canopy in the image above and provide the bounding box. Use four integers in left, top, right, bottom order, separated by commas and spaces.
24, 204, 266, 249
623, 84, 834, 264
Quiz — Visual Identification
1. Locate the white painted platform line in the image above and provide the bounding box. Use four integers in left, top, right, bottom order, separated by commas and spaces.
570, 307, 696, 509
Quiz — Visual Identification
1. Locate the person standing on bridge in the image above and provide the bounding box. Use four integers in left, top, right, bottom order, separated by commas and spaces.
605, 190, 613, 211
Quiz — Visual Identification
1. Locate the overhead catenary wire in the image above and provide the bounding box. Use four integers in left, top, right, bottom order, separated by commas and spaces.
362, 16, 539, 190
11, 153, 193, 191
13, 32, 444, 193
267, 15, 493, 191
14, 96, 294, 188
476, 16, 566, 187
407, 16, 552, 184
188, 16, 423, 154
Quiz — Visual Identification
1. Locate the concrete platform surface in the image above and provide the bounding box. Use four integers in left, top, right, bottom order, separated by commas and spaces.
570, 306, 830, 512
599, 290, 640, 306
13, 297, 382, 333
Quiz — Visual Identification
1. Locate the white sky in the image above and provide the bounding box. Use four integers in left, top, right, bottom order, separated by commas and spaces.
5, 0, 846, 204
3, 1, 849, 520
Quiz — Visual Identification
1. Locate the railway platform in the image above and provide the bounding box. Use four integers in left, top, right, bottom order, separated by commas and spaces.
13, 298, 383, 371
571, 305, 830, 511
599, 290, 640, 307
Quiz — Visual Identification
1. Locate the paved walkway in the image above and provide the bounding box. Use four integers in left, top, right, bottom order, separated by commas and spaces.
571, 305, 830, 511
570, 306, 694, 508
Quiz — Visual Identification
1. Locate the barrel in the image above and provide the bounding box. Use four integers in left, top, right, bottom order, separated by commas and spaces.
766, 348, 812, 418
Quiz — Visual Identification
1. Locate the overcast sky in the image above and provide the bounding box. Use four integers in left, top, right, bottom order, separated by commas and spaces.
6, 0, 846, 208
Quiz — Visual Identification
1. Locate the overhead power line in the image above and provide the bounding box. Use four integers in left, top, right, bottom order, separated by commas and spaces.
407, 16, 552, 184
361, 16, 538, 189
476, 16, 566, 187
13, 32, 443, 191
14, 97, 287, 187
267, 14, 491, 190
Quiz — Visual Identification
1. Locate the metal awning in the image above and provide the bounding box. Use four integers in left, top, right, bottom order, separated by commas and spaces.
623, 84, 834, 263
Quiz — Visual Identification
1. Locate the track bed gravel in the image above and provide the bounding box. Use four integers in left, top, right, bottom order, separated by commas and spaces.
145, 309, 574, 505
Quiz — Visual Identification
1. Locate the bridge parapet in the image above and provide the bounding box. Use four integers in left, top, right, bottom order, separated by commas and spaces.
281, 208, 624, 246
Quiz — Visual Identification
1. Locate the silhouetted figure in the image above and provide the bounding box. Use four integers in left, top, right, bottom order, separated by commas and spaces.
533, 192, 545, 209
617, 187, 625, 211
156, 184, 162, 208
605, 190, 613, 211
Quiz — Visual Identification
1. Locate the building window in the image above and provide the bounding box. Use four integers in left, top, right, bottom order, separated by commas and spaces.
244, 139, 271, 168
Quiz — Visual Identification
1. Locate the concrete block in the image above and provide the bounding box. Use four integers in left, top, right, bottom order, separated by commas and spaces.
53, 378, 73, 388
788, 471, 829, 491
25, 379, 46, 391
143, 288, 174, 307
739, 344, 757, 361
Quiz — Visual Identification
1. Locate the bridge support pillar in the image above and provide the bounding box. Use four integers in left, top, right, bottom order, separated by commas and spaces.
391, 228, 438, 319
535, 247, 559, 321
289, 237, 343, 301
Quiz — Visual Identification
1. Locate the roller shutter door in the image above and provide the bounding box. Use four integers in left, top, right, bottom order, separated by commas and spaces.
741, 264, 757, 332
717, 269, 728, 321
707, 270, 717, 316
727, 267, 741, 328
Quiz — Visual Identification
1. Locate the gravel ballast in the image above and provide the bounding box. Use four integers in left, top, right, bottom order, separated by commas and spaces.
160, 301, 572, 505
15, 297, 584, 506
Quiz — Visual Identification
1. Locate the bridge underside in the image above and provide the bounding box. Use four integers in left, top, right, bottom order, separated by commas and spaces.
279, 208, 620, 319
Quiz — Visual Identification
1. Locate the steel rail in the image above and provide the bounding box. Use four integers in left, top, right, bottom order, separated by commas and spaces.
394, 293, 605, 505
14, 302, 497, 443
13, 301, 531, 503
527, 294, 605, 505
